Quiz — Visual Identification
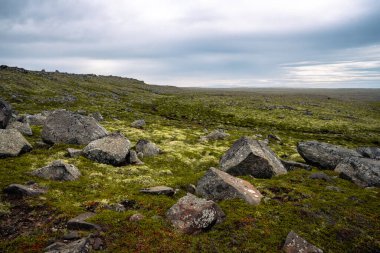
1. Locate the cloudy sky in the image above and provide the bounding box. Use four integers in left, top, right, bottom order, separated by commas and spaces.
1, 0, 380, 88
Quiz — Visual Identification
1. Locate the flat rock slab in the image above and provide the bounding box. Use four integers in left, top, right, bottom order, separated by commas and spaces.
31, 160, 81, 181
135, 139, 160, 157
297, 141, 361, 169
283, 231, 323, 253
3, 183, 47, 198
356, 147, 380, 160
219, 136, 287, 178
140, 186, 175, 196
335, 157, 380, 187
42, 109, 108, 145
0, 98, 12, 129
83, 132, 131, 166
281, 159, 312, 171
196, 167, 263, 205
6, 121, 33, 136
0, 129, 32, 158
67, 148, 83, 158
166, 193, 225, 234
44, 237, 90, 253
67, 212, 101, 231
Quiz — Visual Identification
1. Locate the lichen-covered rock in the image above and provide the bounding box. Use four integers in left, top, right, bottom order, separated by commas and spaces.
219, 137, 287, 178
26, 113, 47, 126
0, 98, 12, 129
140, 186, 175, 196
196, 167, 262, 205
281, 159, 312, 171
42, 109, 108, 145
131, 119, 146, 129
200, 129, 229, 141
6, 121, 33, 136
135, 139, 160, 157
0, 129, 32, 158
297, 141, 361, 169
67, 148, 83, 158
44, 237, 90, 253
166, 193, 225, 234
3, 183, 47, 198
335, 157, 380, 187
283, 231, 323, 253
31, 160, 81, 181
356, 147, 380, 160
83, 132, 131, 166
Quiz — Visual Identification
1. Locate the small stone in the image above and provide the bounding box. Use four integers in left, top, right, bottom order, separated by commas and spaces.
3, 183, 47, 198
62, 231, 80, 240
127, 150, 144, 165
140, 186, 175, 196
6, 121, 33, 136
309, 172, 332, 182
44, 237, 90, 253
67, 148, 83, 158
268, 134, 281, 142
31, 160, 81, 181
131, 119, 146, 129
67, 212, 101, 231
281, 159, 312, 171
283, 231, 323, 253
0, 129, 32, 158
135, 139, 160, 157
325, 186, 341, 192
129, 213, 145, 222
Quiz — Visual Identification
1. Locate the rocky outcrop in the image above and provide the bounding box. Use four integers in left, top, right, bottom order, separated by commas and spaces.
31, 160, 81, 181
140, 186, 175, 196
6, 121, 33, 136
0, 129, 32, 158
166, 193, 225, 234
83, 133, 131, 166
0, 98, 12, 129
196, 167, 262, 205
42, 110, 108, 145
3, 183, 46, 198
297, 141, 361, 169
283, 231, 323, 253
135, 139, 160, 157
219, 137, 287, 178
356, 147, 380, 160
281, 159, 312, 171
335, 157, 380, 187
131, 119, 145, 129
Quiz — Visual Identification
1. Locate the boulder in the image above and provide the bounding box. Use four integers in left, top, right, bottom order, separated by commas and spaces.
6, 121, 33, 136
335, 157, 380, 187
0, 129, 32, 158
283, 231, 323, 253
281, 159, 312, 171
166, 193, 225, 234
140, 186, 175, 196
219, 137, 287, 178
83, 133, 131, 166
31, 160, 81, 181
44, 237, 90, 253
3, 183, 46, 198
67, 148, 83, 158
42, 110, 108, 145
135, 139, 160, 157
297, 141, 361, 169
26, 113, 47, 126
67, 212, 101, 231
0, 98, 12, 129
131, 119, 145, 129
196, 167, 262, 205
356, 147, 380, 160
200, 129, 229, 141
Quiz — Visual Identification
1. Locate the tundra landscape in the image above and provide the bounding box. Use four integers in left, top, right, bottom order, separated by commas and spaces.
0, 66, 379, 252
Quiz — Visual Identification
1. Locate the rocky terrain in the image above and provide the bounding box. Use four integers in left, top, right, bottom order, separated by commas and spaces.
0, 65, 379, 252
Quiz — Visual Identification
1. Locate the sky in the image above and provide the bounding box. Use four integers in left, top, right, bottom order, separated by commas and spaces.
1, 0, 380, 88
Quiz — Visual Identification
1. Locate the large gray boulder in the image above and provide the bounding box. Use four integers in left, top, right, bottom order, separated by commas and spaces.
196, 167, 263, 205
0, 98, 12, 129
83, 132, 131, 166
356, 147, 380, 160
297, 141, 361, 169
166, 193, 225, 234
283, 231, 323, 253
0, 129, 32, 158
135, 139, 160, 157
335, 157, 380, 187
219, 137, 287, 178
6, 121, 33, 136
31, 160, 81, 181
42, 110, 108, 145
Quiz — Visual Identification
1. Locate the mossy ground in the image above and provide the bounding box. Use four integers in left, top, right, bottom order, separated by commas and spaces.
0, 67, 379, 252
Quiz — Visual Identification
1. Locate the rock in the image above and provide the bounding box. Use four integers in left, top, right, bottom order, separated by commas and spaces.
131, 119, 145, 129
166, 193, 225, 234
282, 231, 323, 253
67, 212, 101, 231
83, 132, 131, 166
297, 141, 361, 169
127, 150, 144, 165
281, 159, 312, 171
135, 139, 160, 157
0, 129, 32, 158
44, 237, 90, 253
200, 129, 229, 141
120, 199, 137, 209
335, 157, 380, 187
42, 109, 108, 145
196, 167, 263, 205
104, 203, 126, 212
62, 231, 80, 240
140, 186, 175, 196
129, 213, 145, 222
6, 121, 33, 136
0, 98, 12, 129
325, 186, 341, 192
186, 184, 197, 194
26, 113, 47, 126
3, 183, 46, 198
31, 160, 81, 181
90, 237, 104, 251
309, 172, 332, 182
356, 147, 380, 160
219, 137, 287, 178
88, 112, 103, 122
67, 148, 83, 158
268, 134, 281, 142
